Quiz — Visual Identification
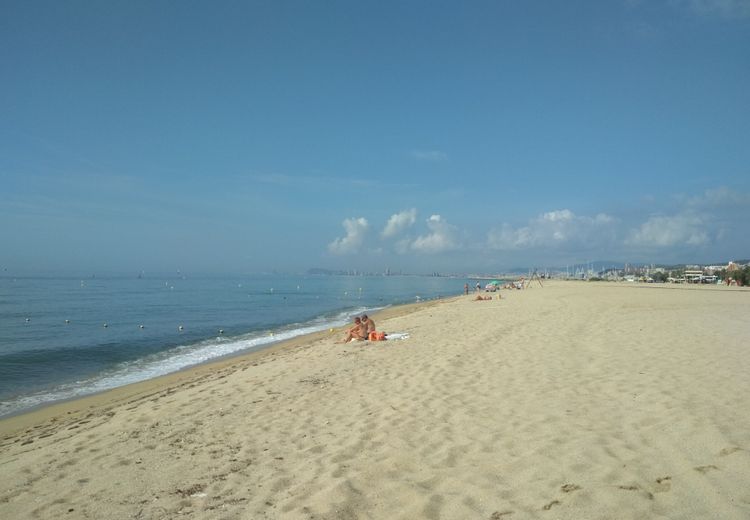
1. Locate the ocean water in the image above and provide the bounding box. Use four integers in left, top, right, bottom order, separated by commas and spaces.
0, 274, 463, 417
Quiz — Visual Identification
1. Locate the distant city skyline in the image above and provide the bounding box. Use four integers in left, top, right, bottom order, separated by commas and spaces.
2, 1, 749, 274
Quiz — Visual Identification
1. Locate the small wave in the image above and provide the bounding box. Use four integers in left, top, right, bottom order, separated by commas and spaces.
0, 306, 379, 418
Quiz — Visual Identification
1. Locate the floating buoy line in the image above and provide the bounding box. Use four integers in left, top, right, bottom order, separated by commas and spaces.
16, 283, 412, 343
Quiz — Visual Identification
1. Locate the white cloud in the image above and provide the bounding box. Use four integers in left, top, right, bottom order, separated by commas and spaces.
411, 150, 448, 162
382, 209, 417, 238
487, 210, 615, 250
684, 186, 750, 208
328, 217, 369, 255
626, 213, 709, 247
411, 214, 459, 253
625, 187, 750, 250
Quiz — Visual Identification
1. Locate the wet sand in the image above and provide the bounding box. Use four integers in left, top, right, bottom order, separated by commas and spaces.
1, 281, 749, 519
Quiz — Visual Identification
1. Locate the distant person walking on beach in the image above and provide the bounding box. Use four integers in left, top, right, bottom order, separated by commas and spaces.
338, 317, 366, 343
475, 282, 481, 292
464, 283, 469, 295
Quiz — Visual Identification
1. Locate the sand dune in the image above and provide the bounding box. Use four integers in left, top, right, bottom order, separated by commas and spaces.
2, 281, 749, 519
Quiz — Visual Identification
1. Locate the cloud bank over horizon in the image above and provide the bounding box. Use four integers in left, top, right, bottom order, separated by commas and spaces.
324, 186, 750, 270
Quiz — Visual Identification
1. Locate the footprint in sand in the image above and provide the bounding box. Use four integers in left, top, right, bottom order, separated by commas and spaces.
618, 484, 654, 500
490, 511, 513, 518
694, 465, 719, 474
654, 476, 671, 493
719, 447, 742, 457
539, 484, 581, 513
175, 484, 206, 498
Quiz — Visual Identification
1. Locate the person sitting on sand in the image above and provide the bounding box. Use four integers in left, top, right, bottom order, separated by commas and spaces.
361, 314, 376, 336
338, 317, 366, 343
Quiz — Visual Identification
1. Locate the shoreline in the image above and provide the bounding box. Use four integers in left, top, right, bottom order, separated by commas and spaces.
1, 282, 742, 435
0, 296, 455, 438
2, 282, 748, 519
0, 273, 465, 420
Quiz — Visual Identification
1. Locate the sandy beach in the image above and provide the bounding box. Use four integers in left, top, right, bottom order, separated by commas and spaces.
1, 281, 749, 519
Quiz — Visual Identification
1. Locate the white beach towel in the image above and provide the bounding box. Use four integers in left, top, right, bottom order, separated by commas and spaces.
385, 332, 410, 340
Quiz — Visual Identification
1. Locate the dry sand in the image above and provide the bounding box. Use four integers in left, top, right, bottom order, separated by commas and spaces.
1, 281, 749, 519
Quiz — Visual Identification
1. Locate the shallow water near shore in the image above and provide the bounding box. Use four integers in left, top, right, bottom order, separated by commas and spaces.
0, 273, 464, 417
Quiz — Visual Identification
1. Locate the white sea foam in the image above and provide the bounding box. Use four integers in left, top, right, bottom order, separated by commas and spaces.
0, 306, 377, 418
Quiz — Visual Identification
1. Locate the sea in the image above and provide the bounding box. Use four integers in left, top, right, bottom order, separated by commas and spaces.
0, 273, 465, 418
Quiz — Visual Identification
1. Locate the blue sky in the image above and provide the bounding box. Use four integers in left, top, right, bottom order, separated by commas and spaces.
2, 0, 749, 274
